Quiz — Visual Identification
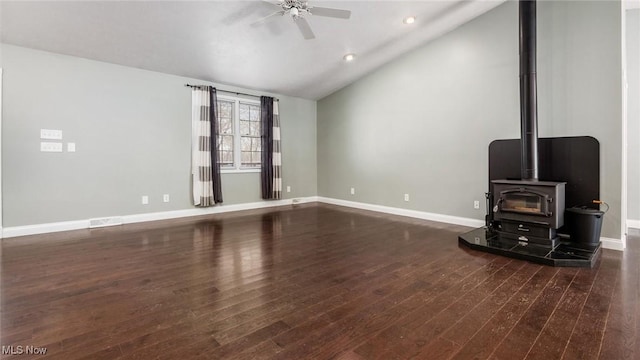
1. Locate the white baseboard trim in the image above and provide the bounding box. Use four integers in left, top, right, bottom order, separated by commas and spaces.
317, 197, 626, 251
1, 196, 627, 253
628, 219, 640, 230
1, 197, 318, 239
2, 220, 89, 239
316, 196, 485, 228
601, 237, 625, 251
123, 197, 318, 225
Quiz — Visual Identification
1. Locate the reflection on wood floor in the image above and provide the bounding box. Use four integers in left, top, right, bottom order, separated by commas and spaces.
0, 203, 637, 359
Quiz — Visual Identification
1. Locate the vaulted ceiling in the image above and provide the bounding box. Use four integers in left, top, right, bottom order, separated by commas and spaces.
0, 1, 505, 100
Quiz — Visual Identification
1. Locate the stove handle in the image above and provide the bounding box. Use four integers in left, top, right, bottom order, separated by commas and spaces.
492, 198, 502, 213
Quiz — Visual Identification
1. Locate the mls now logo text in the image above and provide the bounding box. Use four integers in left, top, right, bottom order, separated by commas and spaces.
2, 345, 48, 355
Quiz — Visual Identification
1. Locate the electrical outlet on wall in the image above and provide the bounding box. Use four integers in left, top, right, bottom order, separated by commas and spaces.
163, 194, 170, 203
350, 187, 355, 195
40, 142, 63, 152
404, 194, 410, 202
474, 200, 480, 209
286, 186, 291, 193
142, 195, 149, 205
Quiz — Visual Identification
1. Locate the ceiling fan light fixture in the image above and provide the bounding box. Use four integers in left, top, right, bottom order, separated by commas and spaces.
343, 53, 356, 62
403, 16, 416, 25
254, 0, 351, 40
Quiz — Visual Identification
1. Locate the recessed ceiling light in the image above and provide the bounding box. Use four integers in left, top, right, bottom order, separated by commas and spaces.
343, 53, 356, 62
403, 16, 416, 25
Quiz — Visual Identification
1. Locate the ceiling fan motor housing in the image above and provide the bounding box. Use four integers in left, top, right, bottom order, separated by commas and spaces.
282, 0, 310, 18
282, 0, 307, 9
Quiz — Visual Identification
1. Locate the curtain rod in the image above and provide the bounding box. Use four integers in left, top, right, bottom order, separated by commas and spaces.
184, 84, 279, 101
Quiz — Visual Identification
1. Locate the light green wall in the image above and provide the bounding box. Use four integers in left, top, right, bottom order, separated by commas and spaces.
0, 1, 627, 239
1, 44, 317, 227
317, 0, 624, 239
537, 0, 623, 239
627, 9, 640, 222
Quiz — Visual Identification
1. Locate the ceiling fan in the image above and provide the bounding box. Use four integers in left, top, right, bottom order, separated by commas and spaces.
252, 0, 352, 40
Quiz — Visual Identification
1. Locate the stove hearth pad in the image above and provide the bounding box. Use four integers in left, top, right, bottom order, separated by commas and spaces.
458, 227, 601, 267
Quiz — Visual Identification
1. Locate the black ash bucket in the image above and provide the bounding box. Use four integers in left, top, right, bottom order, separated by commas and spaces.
565, 202, 606, 246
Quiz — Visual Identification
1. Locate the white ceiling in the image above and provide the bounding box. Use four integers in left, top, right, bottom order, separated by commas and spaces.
0, 0, 504, 100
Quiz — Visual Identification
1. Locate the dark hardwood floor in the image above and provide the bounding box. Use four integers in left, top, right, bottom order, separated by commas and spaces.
1, 203, 638, 359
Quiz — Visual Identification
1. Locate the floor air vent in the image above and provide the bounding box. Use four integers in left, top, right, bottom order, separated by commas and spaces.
89, 217, 124, 228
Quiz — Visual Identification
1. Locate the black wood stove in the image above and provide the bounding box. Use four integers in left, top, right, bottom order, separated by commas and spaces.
458, 0, 601, 267
488, 0, 567, 248
492, 179, 565, 246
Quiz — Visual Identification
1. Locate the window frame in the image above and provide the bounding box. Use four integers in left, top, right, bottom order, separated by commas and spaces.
216, 94, 262, 173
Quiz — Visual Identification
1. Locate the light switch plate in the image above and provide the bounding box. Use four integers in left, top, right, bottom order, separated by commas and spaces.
41, 129, 63, 140
67, 143, 76, 152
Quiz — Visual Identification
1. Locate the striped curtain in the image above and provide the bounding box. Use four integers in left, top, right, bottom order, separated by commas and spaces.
272, 100, 282, 199
260, 97, 282, 200
191, 86, 223, 207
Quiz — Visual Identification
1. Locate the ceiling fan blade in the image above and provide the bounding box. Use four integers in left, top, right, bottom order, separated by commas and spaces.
251, 10, 286, 27
260, 0, 284, 9
294, 17, 315, 40
309, 7, 351, 19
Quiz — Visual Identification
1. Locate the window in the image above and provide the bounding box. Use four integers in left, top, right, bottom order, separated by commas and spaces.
216, 96, 261, 171
217, 100, 235, 167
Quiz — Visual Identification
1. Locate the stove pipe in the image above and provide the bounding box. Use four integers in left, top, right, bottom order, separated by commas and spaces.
519, 0, 539, 181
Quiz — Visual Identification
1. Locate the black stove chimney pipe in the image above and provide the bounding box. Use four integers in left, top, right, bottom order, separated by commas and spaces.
519, 0, 539, 181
